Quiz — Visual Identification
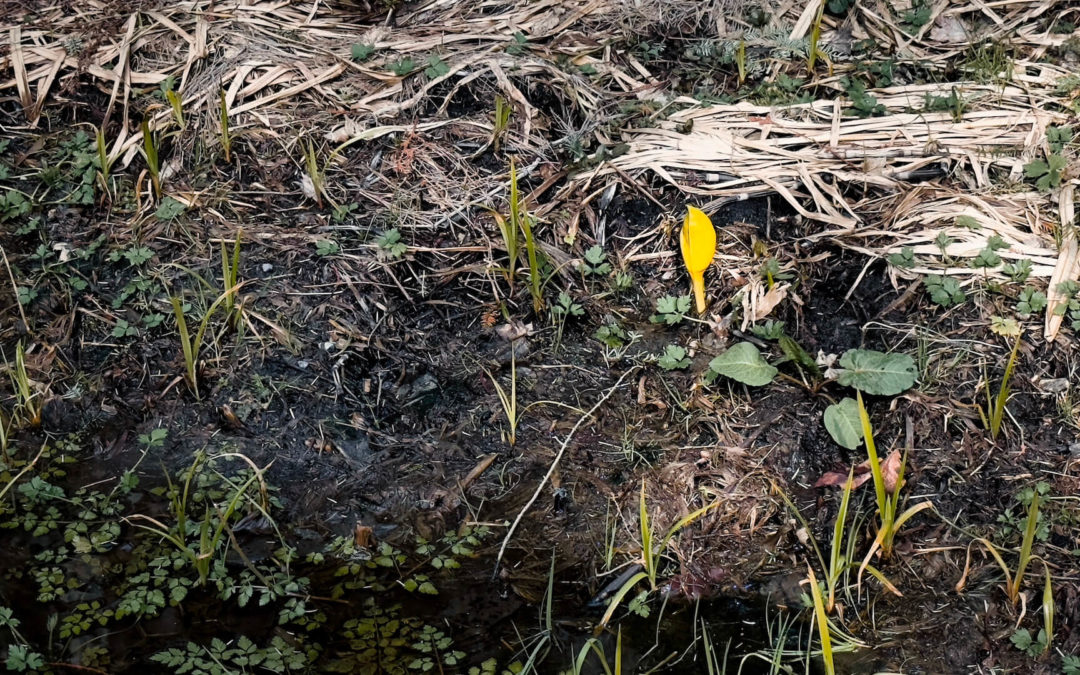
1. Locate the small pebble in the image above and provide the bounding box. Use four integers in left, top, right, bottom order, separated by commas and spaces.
1039, 378, 1069, 394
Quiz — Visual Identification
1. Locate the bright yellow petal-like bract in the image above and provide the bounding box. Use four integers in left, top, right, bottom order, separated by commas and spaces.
680, 206, 717, 314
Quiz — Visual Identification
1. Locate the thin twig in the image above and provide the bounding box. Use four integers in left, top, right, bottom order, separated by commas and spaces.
494, 366, 638, 574
1, 245, 28, 330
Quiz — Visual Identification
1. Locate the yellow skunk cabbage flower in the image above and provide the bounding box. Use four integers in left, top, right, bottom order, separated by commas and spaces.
680, 206, 716, 314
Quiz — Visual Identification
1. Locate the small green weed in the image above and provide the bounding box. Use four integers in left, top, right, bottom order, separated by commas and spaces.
650, 294, 691, 325
1016, 287, 1047, 317
552, 291, 583, 351
925, 274, 965, 306
314, 239, 339, 257
657, 344, 690, 371
375, 228, 407, 259
1024, 153, 1067, 192
887, 246, 915, 269
581, 245, 611, 276
350, 43, 376, 61
842, 77, 885, 117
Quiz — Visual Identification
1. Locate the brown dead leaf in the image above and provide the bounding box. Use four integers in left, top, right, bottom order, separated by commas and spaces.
813, 450, 902, 493
354, 524, 374, 549
495, 320, 534, 341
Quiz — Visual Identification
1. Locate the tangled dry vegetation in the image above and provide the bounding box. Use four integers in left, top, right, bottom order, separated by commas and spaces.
2, 0, 1080, 672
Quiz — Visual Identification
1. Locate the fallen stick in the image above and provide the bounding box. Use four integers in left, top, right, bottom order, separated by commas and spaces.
494, 366, 638, 575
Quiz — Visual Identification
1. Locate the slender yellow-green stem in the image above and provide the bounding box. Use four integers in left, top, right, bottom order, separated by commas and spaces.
856, 393, 934, 577
221, 229, 242, 326
493, 95, 511, 152
483, 350, 518, 445
985, 333, 1022, 439
166, 89, 185, 128
141, 116, 160, 198
509, 158, 543, 311
1014, 490, 1041, 603
170, 284, 242, 399
596, 482, 719, 632
807, 0, 827, 72
808, 565, 835, 675
956, 491, 1040, 606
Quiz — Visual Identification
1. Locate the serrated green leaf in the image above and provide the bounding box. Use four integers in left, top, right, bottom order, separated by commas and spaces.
708, 342, 777, 386
835, 349, 916, 395
824, 397, 864, 449
1024, 160, 1048, 177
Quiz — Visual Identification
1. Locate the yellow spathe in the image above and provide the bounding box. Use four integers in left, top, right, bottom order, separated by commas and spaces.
680, 206, 717, 314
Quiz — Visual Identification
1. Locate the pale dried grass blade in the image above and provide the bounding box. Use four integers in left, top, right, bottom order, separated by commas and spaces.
1045, 184, 1079, 342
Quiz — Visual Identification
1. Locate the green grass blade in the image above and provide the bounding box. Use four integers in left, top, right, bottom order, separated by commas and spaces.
857, 392, 888, 530
597, 571, 648, 633
1015, 491, 1040, 601
807, 565, 835, 675
640, 481, 653, 585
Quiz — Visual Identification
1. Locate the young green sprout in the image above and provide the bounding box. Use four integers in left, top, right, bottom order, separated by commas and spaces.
856, 393, 934, 579
596, 481, 720, 632
141, 116, 161, 199
957, 488, 1041, 607
979, 317, 1022, 440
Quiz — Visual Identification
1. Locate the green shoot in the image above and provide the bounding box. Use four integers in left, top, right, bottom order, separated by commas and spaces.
596, 481, 719, 632
856, 392, 934, 572
7, 342, 41, 427
141, 116, 161, 199
492, 95, 511, 152
491, 210, 518, 288
166, 89, 184, 128
0, 409, 9, 465
957, 490, 1040, 606
220, 229, 242, 327
775, 476, 900, 615
807, 565, 835, 675
826, 469, 854, 612
736, 38, 746, 85
302, 140, 324, 208
509, 157, 543, 312
483, 351, 519, 446
219, 89, 232, 163
980, 328, 1022, 440
169, 285, 240, 399
807, 0, 828, 72
126, 453, 267, 585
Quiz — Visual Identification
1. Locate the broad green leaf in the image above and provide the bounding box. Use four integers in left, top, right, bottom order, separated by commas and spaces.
708, 342, 777, 386
824, 397, 864, 449
836, 349, 916, 395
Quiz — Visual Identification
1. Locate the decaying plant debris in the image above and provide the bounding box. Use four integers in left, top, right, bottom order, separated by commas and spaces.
2, 0, 1080, 672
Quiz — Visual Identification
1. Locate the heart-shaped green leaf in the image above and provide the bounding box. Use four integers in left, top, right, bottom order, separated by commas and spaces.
708, 342, 777, 387
835, 349, 916, 396
824, 397, 864, 449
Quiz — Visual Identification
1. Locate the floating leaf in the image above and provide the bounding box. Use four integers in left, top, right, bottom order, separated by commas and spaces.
835, 349, 916, 395
824, 397, 863, 449
708, 342, 777, 386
